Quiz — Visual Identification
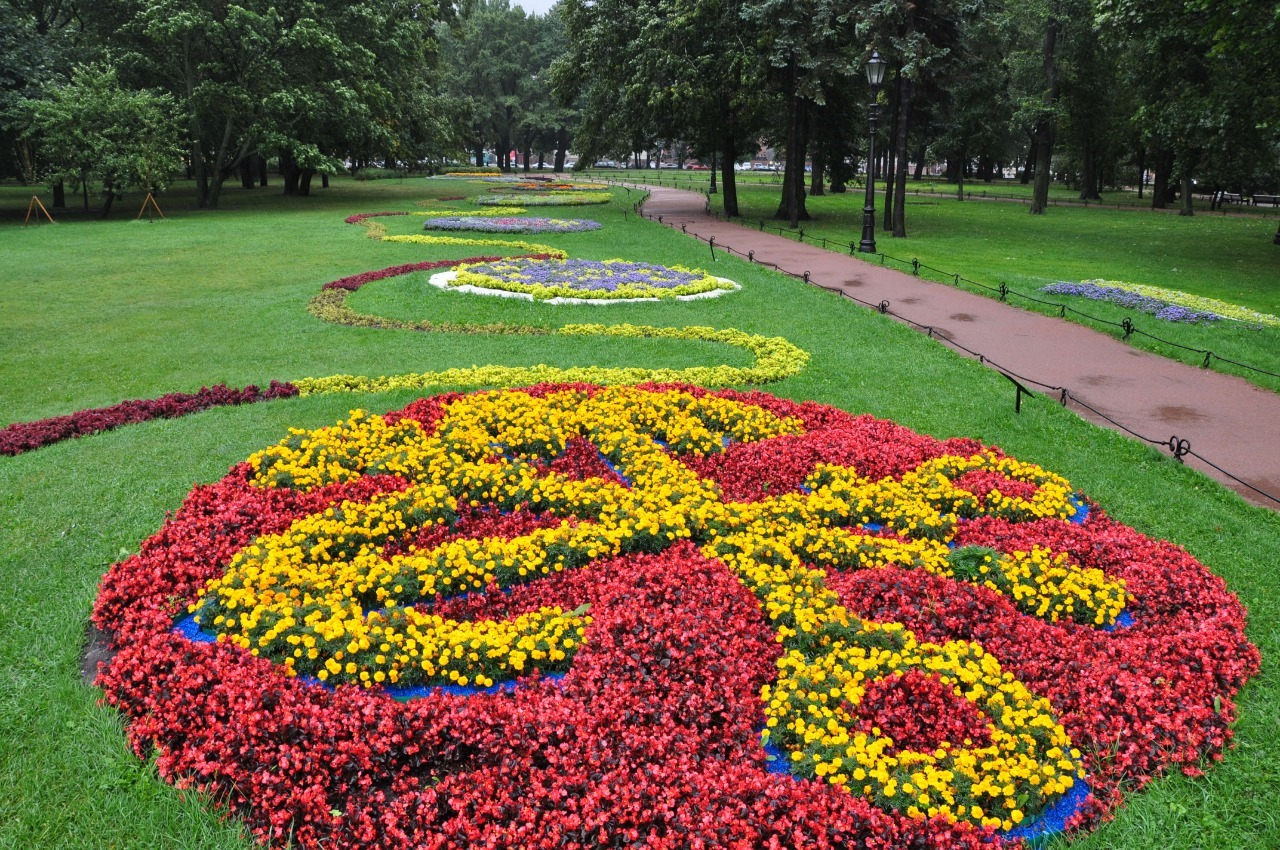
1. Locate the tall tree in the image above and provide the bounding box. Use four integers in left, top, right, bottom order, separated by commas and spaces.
83, 0, 447, 208
741, 0, 863, 227
857, 0, 976, 236
1098, 0, 1279, 226
12, 64, 183, 215
0, 0, 83, 200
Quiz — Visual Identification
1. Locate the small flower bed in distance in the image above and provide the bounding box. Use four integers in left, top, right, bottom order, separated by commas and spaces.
478, 192, 611, 206
490, 182, 610, 192
421, 216, 602, 234
439, 257, 737, 302
92, 385, 1258, 849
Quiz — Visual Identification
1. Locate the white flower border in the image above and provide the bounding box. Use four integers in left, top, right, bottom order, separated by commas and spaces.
426, 270, 740, 305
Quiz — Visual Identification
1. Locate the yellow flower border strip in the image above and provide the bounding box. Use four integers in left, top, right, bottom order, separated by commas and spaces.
325, 200, 809, 397
293, 324, 808, 396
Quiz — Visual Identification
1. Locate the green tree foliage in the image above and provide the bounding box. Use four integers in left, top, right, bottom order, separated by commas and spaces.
0, 0, 83, 188
441, 0, 570, 172
78, 0, 449, 208
555, 0, 766, 214
740, 0, 864, 227
855, 0, 977, 236
11, 64, 183, 215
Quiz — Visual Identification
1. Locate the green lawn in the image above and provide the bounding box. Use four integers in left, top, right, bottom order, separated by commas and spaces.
1, 175, 1277, 849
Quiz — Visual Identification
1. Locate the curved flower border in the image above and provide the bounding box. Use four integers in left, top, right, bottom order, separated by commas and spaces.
3, 245, 807, 457
427, 269, 738, 305
420, 216, 603, 234
0, 382, 298, 456
90, 384, 1259, 849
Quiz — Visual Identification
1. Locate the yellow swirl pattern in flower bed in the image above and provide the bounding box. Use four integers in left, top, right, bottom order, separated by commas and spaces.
197, 387, 1126, 830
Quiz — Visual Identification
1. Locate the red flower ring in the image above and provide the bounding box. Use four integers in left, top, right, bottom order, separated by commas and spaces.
92, 385, 1258, 849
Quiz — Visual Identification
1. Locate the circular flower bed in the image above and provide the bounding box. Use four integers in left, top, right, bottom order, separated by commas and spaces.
478, 192, 611, 206
421, 216, 602, 234
93, 385, 1257, 849
430, 257, 738, 303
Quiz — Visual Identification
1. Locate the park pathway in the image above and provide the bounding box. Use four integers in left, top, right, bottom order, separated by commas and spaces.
632, 182, 1280, 512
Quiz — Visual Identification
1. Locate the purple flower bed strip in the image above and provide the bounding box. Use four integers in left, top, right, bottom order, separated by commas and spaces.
1041, 282, 1224, 324
422, 217, 602, 234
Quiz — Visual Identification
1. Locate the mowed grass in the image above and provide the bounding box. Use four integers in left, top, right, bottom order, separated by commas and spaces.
1, 175, 1278, 849
709, 181, 1280, 393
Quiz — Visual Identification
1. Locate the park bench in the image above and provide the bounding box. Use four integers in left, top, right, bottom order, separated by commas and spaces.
1219, 191, 1244, 204
1253, 194, 1280, 207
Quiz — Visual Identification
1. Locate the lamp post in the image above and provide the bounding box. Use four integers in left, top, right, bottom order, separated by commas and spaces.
859, 50, 887, 253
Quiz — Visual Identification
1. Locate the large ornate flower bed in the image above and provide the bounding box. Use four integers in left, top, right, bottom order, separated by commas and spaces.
92, 385, 1258, 849
430, 257, 739, 303
421, 216, 602, 234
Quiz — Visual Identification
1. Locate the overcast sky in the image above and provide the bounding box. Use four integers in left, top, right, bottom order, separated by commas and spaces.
512, 0, 559, 16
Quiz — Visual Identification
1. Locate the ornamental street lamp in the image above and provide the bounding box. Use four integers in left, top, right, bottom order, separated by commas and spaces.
859, 50, 887, 253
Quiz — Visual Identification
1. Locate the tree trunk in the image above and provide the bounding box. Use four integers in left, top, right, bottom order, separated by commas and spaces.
52, 181, 65, 209
721, 131, 739, 217
1151, 147, 1173, 209
957, 152, 965, 200
257, 154, 268, 186
830, 156, 848, 193
1178, 172, 1194, 216
883, 82, 899, 232
321, 173, 329, 189
555, 128, 569, 171
1030, 135, 1053, 214
1136, 147, 1145, 199
204, 116, 249, 210
774, 81, 810, 227
280, 151, 301, 195
1020, 140, 1034, 184
891, 77, 913, 238
1029, 18, 1059, 215
239, 158, 253, 189
809, 138, 825, 196
474, 144, 485, 168
299, 169, 315, 196
16, 139, 37, 185
523, 143, 532, 173
80, 168, 89, 212
100, 182, 115, 218
1079, 140, 1101, 200
913, 143, 927, 180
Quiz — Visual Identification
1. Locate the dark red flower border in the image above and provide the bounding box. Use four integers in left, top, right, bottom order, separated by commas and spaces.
1, 255, 555, 457
0, 382, 298, 456
90, 384, 1260, 849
